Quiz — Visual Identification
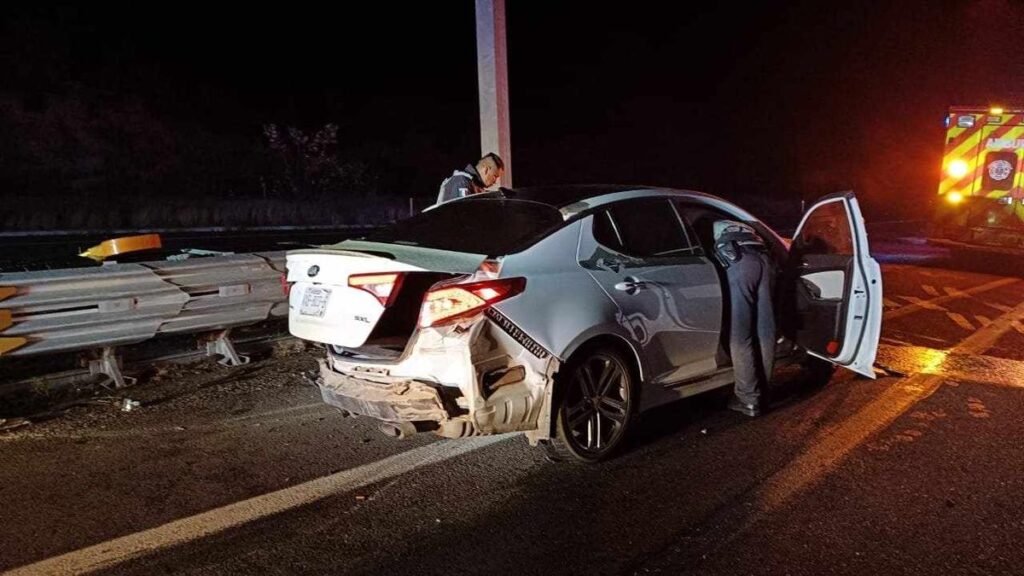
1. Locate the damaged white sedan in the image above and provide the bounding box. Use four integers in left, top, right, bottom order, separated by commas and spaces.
286, 186, 882, 462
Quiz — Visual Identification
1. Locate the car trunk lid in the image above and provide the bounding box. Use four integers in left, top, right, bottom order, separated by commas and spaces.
287, 242, 487, 348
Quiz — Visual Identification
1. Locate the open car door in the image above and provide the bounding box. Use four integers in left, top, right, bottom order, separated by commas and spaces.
786, 192, 882, 377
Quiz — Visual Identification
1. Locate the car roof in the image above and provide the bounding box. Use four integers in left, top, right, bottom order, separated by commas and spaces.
498, 184, 759, 222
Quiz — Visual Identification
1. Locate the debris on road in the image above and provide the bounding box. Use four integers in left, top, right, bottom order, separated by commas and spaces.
120, 398, 141, 412
874, 364, 908, 378
0, 417, 31, 432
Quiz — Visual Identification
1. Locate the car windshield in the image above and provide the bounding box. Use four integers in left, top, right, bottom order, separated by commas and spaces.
364, 197, 566, 255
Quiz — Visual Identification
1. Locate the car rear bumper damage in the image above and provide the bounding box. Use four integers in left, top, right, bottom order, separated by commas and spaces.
316, 312, 559, 442
317, 359, 451, 423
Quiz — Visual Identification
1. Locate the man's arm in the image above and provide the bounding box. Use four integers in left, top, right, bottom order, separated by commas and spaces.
437, 173, 473, 204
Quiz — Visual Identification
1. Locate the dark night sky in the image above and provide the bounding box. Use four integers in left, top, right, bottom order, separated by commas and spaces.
3, 1, 1024, 226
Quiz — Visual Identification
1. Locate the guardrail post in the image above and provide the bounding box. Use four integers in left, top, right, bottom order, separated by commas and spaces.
205, 329, 250, 366
88, 347, 136, 389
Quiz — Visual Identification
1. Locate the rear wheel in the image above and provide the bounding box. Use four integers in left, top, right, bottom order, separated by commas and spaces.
550, 347, 636, 463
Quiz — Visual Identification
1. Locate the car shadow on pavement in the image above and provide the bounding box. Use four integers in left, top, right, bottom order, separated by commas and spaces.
623, 363, 833, 456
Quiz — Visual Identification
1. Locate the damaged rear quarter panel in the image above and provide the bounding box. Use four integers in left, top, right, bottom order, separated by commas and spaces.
491, 220, 642, 441
329, 314, 557, 439
495, 220, 641, 365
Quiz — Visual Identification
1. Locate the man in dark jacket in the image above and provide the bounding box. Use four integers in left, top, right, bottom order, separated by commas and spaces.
436, 153, 504, 205
712, 220, 776, 417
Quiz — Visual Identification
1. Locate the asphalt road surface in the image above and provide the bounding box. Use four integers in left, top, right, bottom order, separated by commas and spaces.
3, 236, 1024, 575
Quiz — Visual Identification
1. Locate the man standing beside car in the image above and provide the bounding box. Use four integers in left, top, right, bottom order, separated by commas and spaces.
712, 220, 776, 417
436, 152, 504, 205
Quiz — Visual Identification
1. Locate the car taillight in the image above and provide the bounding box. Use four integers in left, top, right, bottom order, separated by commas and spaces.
280, 273, 291, 296
348, 272, 405, 307
418, 277, 526, 328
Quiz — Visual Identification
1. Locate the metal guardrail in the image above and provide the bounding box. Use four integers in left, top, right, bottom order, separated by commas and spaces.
0, 251, 288, 387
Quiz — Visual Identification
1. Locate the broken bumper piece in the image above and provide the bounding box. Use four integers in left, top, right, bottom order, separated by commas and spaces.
317, 359, 450, 423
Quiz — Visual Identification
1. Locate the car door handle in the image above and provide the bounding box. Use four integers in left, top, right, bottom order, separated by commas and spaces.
614, 277, 648, 293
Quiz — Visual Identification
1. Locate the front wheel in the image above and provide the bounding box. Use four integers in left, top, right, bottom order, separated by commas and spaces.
550, 347, 636, 463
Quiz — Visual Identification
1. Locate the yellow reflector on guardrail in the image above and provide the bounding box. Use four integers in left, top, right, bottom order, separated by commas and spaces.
0, 286, 14, 302
0, 310, 11, 332
0, 337, 27, 355
79, 234, 162, 262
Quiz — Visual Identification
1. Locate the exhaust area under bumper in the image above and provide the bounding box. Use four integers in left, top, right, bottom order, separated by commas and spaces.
317, 359, 450, 423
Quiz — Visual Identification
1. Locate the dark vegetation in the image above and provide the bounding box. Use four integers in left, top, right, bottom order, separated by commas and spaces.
0, 89, 423, 230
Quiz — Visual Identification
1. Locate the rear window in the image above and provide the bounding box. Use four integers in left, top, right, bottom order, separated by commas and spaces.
364, 198, 565, 255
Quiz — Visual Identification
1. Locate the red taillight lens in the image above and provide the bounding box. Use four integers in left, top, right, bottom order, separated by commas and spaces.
348, 272, 405, 307
280, 273, 291, 297
418, 277, 526, 328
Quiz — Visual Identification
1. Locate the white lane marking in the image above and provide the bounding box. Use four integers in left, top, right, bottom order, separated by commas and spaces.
760, 374, 939, 511
947, 312, 976, 331
975, 315, 992, 328
885, 277, 1018, 320
922, 284, 940, 297
1014, 320, 1024, 335
896, 295, 948, 312
990, 303, 1013, 313
1, 434, 513, 576
943, 286, 969, 297
760, 295, 1024, 511
883, 298, 901, 308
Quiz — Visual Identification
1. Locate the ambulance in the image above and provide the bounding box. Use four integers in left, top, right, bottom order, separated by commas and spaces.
932, 106, 1024, 251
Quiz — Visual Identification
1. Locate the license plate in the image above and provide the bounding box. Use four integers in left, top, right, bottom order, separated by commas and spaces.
300, 287, 331, 317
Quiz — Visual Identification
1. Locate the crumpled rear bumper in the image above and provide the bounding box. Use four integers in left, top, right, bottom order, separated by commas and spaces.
317, 359, 450, 423
315, 310, 559, 442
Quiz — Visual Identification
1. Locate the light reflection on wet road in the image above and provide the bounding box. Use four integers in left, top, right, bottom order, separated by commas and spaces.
877, 344, 1024, 388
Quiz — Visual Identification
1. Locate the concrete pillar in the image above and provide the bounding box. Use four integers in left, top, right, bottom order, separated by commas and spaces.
475, 0, 512, 187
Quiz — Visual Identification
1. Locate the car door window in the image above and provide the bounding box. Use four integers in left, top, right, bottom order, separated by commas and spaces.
598, 200, 694, 258
675, 204, 732, 254
793, 200, 854, 256
592, 210, 625, 252
676, 201, 785, 266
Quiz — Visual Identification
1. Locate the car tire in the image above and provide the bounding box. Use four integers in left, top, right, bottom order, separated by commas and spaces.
549, 347, 636, 463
